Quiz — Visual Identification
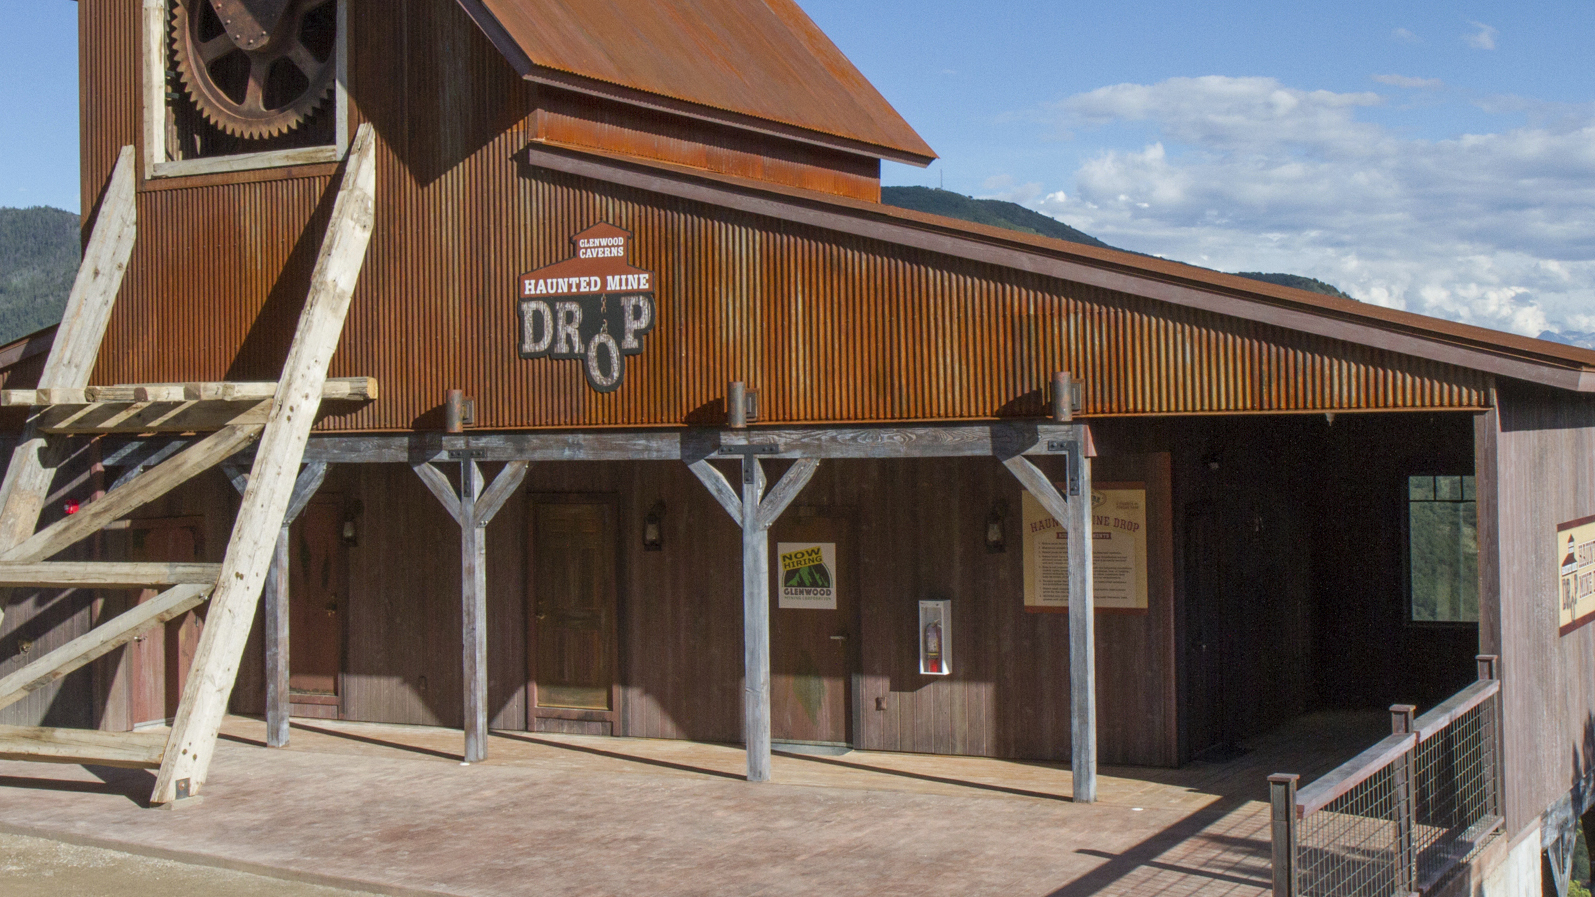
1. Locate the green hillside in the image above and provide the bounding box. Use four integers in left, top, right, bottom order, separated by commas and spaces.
1232, 272, 1352, 300
881, 186, 1114, 249
0, 207, 79, 345
883, 187, 1356, 301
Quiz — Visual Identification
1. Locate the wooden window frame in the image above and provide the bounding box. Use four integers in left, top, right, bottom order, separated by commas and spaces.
140, 0, 348, 180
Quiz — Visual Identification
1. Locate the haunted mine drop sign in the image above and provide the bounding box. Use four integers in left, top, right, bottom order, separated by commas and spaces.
518, 223, 657, 392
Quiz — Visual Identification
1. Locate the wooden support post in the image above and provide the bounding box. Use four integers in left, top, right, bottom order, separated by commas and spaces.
414, 459, 529, 763
153, 125, 377, 806
1269, 773, 1299, 897
460, 459, 486, 763
1001, 436, 1096, 803
229, 462, 327, 748
0, 146, 138, 627
689, 452, 820, 782
740, 455, 769, 781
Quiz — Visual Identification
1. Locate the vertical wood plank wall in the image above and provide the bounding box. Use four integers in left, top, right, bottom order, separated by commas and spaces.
1484, 382, 1595, 834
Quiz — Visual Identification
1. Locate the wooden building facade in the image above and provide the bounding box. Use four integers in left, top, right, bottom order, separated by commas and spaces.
2, 0, 1594, 890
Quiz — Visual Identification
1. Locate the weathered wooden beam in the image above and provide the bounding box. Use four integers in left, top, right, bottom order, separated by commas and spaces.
154, 124, 378, 806
475, 461, 529, 526
459, 459, 487, 764
740, 455, 771, 783
297, 423, 1082, 465
755, 458, 820, 530
0, 562, 221, 588
412, 462, 462, 524
415, 460, 526, 763
0, 146, 138, 626
36, 398, 270, 434
229, 462, 327, 749
1000, 444, 1096, 803
0, 425, 261, 565
689, 460, 742, 521
0, 725, 167, 769
0, 584, 211, 713
0, 377, 378, 408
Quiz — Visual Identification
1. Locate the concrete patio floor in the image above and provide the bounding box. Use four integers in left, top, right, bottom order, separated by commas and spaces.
0, 712, 1386, 897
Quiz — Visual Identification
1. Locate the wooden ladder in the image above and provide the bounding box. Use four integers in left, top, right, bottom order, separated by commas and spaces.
0, 125, 377, 804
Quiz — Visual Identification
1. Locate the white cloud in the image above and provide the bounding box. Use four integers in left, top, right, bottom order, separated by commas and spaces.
1392, 28, 1420, 43
1373, 74, 1443, 90
1465, 21, 1498, 50
1022, 76, 1595, 337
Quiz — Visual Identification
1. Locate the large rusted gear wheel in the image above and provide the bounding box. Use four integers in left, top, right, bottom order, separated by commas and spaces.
172, 0, 337, 140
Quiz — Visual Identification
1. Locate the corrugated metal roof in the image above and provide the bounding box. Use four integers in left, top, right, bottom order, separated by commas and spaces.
460, 0, 937, 165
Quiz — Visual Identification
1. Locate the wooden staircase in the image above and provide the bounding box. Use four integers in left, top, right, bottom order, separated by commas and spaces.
0, 125, 378, 804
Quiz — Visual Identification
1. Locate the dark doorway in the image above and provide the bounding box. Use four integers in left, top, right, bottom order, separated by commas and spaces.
528, 498, 620, 735
768, 508, 858, 748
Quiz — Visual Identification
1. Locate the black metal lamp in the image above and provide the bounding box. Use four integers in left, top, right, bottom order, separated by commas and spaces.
340, 501, 362, 547
643, 500, 666, 551
985, 501, 1007, 553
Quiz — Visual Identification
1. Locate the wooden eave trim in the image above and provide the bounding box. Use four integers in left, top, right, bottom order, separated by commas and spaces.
0, 329, 56, 370
453, 0, 934, 168
522, 143, 1595, 393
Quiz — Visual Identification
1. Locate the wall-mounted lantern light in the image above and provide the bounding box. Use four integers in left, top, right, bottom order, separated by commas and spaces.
985, 501, 1007, 554
643, 500, 666, 551
340, 501, 363, 547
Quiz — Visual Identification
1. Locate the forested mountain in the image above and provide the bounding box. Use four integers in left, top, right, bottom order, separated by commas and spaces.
881, 186, 1358, 302
881, 187, 1113, 249
0, 207, 79, 346
1232, 271, 1352, 300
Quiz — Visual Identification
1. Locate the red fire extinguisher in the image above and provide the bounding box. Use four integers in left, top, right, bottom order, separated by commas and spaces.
924, 620, 943, 674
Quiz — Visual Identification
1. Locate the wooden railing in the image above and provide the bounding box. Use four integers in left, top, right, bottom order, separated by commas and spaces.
1270, 656, 1503, 897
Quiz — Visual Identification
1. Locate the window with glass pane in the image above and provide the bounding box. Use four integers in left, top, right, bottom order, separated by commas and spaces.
1409, 475, 1479, 622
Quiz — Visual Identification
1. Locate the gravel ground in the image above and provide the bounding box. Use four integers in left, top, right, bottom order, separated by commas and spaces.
0, 831, 379, 897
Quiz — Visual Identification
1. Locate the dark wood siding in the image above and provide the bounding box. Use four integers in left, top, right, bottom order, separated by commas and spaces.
1481, 381, 1595, 834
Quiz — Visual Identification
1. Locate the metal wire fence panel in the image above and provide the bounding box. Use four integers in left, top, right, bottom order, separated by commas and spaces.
1278, 677, 1502, 897
1296, 764, 1408, 897
1413, 696, 1502, 887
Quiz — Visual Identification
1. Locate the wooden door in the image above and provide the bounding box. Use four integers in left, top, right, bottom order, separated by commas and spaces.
288, 500, 346, 701
768, 509, 857, 747
1183, 501, 1229, 759
122, 521, 202, 727
528, 500, 618, 732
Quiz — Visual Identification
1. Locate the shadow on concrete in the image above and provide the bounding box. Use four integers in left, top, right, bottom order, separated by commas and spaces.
289, 721, 462, 762
492, 731, 745, 781
775, 749, 1075, 803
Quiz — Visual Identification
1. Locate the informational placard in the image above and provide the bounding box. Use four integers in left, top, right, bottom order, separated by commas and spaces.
1557, 515, 1595, 635
1022, 484, 1148, 612
777, 542, 837, 610
919, 599, 951, 676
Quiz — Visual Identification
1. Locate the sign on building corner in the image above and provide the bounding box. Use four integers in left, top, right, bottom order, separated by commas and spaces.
517, 223, 657, 393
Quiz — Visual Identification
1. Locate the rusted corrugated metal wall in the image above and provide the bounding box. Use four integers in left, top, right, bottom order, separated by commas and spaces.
85, 0, 1490, 431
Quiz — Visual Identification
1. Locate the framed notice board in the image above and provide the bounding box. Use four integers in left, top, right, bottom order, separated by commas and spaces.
1022, 481, 1149, 613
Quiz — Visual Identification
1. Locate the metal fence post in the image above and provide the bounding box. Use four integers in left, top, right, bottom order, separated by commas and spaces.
1270, 774, 1300, 897
1390, 704, 1418, 893
1476, 655, 1502, 821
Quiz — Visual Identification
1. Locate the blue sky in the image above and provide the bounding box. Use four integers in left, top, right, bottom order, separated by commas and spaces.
5, 1, 1593, 336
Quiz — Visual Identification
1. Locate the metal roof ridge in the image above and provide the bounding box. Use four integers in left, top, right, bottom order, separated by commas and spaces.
458, 0, 937, 165
520, 140, 1595, 391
